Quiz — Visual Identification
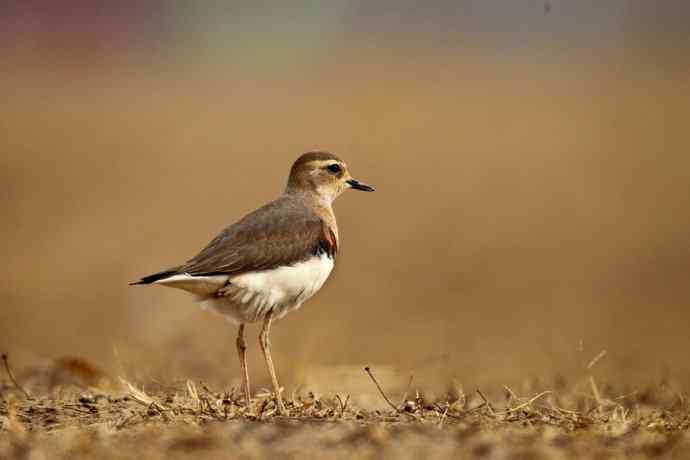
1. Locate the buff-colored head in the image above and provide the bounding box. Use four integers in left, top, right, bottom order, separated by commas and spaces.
286, 152, 375, 202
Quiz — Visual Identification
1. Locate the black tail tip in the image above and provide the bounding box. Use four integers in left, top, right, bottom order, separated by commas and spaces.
129, 270, 178, 286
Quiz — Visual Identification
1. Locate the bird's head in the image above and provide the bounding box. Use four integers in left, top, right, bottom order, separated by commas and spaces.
286, 151, 375, 203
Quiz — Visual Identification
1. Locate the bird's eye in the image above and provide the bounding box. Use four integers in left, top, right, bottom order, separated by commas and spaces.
326, 164, 342, 174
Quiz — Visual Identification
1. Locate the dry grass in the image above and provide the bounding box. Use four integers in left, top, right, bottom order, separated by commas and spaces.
2, 364, 690, 460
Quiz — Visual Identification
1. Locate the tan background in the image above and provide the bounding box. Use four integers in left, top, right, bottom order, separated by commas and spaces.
1, 2, 689, 397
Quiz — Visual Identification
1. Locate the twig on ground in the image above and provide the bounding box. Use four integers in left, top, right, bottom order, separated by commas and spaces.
186, 380, 203, 414
364, 367, 400, 413
590, 375, 604, 415
503, 385, 519, 403
455, 383, 468, 410
1, 353, 31, 399
186, 380, 200, 401
476, 389, 495, 415
120, 378, 173, 421
550, 403, 580, 416
335, 394, 350, 417
399, 375, 414, 406
494, 390, 552, 415
438, 404, 450, 428
257, 397, 270, 418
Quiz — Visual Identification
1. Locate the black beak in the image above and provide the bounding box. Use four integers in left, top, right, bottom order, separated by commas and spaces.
347, 179, 375, 192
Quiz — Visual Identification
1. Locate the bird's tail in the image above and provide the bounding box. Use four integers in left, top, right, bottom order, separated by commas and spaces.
129, 270, 180, 286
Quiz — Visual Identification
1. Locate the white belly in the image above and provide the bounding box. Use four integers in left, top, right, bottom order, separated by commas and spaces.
153, 253, 334, 324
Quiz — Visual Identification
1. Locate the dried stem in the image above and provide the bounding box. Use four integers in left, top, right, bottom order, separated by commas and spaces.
587, 350, 607, 369
1, 353, 31, 399
335, 394, 350, 417
494, 390, 553, 415
590, 375, 604, 415
399, 375, 414, 406
364, 367, 400, 412
476, 389, 495, 415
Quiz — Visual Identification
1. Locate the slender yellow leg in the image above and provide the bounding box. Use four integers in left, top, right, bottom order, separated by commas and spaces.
259, 313, 287, 414
236, 324, 251, 408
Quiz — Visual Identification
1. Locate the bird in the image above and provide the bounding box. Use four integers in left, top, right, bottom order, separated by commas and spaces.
130, 152, 374, 414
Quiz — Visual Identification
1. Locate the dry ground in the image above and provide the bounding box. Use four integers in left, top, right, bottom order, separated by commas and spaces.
2, 360, 690, 460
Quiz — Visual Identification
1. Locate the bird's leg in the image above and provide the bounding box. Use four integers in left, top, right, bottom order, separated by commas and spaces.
259, 313, 287, 415
236, 323, 251, 408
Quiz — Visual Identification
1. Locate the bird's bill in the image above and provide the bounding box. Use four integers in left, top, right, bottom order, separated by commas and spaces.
347, 179, 375, 192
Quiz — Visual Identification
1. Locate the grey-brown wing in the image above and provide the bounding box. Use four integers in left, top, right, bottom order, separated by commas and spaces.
178, 198, 335, 276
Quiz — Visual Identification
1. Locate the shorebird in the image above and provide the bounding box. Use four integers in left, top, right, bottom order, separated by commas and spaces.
131, 152, 374, 414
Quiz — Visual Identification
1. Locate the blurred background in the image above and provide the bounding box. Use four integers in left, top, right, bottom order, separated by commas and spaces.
1, 1, 689, 398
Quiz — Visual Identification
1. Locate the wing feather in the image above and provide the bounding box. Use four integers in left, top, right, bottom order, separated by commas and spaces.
133, 196, 336, 285
131, 196, 338, 284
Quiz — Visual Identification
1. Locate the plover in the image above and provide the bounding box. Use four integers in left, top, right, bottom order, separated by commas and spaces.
131, 152, 374, 414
